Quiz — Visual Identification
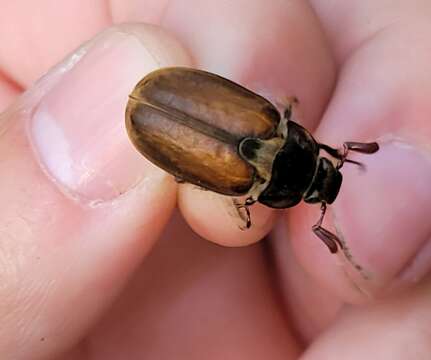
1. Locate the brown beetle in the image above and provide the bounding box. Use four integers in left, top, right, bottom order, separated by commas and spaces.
126, 67, 378, 255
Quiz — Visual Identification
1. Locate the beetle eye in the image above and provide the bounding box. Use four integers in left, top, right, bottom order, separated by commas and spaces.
239, 138, 262, 161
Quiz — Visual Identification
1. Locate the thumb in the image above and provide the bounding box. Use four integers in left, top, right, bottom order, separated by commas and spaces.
0, 24, 191, 359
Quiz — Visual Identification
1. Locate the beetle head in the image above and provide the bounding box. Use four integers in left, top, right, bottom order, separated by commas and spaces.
303, 157, 342, 205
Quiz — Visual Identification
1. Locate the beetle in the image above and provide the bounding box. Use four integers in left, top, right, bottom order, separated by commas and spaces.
125, 67, 379, 255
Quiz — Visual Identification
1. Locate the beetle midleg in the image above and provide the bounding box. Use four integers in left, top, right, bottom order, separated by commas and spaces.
312, 203, 344, 253
232, 197, 255, 230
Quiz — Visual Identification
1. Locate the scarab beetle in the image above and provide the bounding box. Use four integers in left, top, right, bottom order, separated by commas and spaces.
125, 67, 379, 255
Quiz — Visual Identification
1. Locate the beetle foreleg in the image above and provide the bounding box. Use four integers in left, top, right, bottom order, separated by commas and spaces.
312, 203, 344, 253
312, 203, 367, 275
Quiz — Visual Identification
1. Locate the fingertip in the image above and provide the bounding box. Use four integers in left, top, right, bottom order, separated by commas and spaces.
0, 23, 190, 358
178, 185, 277, 247
163, 0, 335, 128
286, 140, 431, 303
159, 0, 337, 252
286, 204, 375, 303
333, 142, 431, 287
28, 24, 192, 202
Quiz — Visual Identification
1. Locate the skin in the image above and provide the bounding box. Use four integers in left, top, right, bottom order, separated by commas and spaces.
0, 0, 431, 359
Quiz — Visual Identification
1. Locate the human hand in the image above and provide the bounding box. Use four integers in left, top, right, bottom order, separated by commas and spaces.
1, 1, 430, 359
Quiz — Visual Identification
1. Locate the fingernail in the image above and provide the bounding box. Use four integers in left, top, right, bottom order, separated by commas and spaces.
334, 141, 431, 284
29, 26, 190, 202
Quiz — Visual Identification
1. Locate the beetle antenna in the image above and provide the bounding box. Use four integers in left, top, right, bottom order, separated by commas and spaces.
319, 142, 378, 170
340, 158, 366, 170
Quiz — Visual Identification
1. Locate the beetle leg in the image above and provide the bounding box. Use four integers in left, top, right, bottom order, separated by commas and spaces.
312, 203, 344, 253
283, 96, 299, 121
232, 197, 256, 230
318, 143, 342, 159
174, 176, 186, 184
319, 142, 379, 170
312, 203, 368, 276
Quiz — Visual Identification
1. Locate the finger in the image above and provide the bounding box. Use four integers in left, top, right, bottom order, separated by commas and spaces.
285, 3, 431, 302
77, 212, 301, 359
110, 0, 168, 24
155, 0, 336, 246
269, 222, 344, 343
302, 279, 431, 359
0, 0, 110, 87
0, 72, 20, 112
0, 25, 190, 359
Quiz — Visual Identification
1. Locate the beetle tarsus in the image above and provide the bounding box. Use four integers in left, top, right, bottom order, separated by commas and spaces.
243, 207, 251, 229
312, 203, 344, 253
233, 198, 253, 230
313, 202, 368, 277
